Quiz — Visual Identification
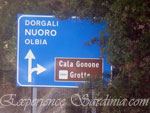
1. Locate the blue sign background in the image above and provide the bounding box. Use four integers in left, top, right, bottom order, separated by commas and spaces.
17, 14, 111, 88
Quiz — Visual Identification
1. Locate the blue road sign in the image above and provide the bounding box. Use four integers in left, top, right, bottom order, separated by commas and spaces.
17, 14, 111, 88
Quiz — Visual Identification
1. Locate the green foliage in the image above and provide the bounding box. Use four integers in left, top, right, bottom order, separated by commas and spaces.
64, 0, 150, 113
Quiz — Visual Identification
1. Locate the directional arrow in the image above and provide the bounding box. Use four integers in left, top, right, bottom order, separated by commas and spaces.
25, 49, 36, 60
25, 49, 46, 82
25, 49, 35, 82
32, 64, 47, 75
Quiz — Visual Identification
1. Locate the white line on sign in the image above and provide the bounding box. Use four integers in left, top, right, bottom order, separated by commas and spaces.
25, 49, 46, 82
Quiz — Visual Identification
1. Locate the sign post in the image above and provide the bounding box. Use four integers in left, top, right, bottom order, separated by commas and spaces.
92, 89, 96, 113
32, 88, 37, 113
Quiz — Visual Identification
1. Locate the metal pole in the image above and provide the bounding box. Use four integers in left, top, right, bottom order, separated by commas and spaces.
85, 106, 87, 113
91, 89, 96, 113
32, 87, 37, 113
83, 106, 87, 113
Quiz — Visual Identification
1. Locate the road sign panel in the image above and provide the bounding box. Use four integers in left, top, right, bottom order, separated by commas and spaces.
55, 58, 103, 82
17, 14, 111, 88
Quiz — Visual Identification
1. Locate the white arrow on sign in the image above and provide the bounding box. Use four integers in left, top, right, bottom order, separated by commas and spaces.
25, 49, 46, 82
